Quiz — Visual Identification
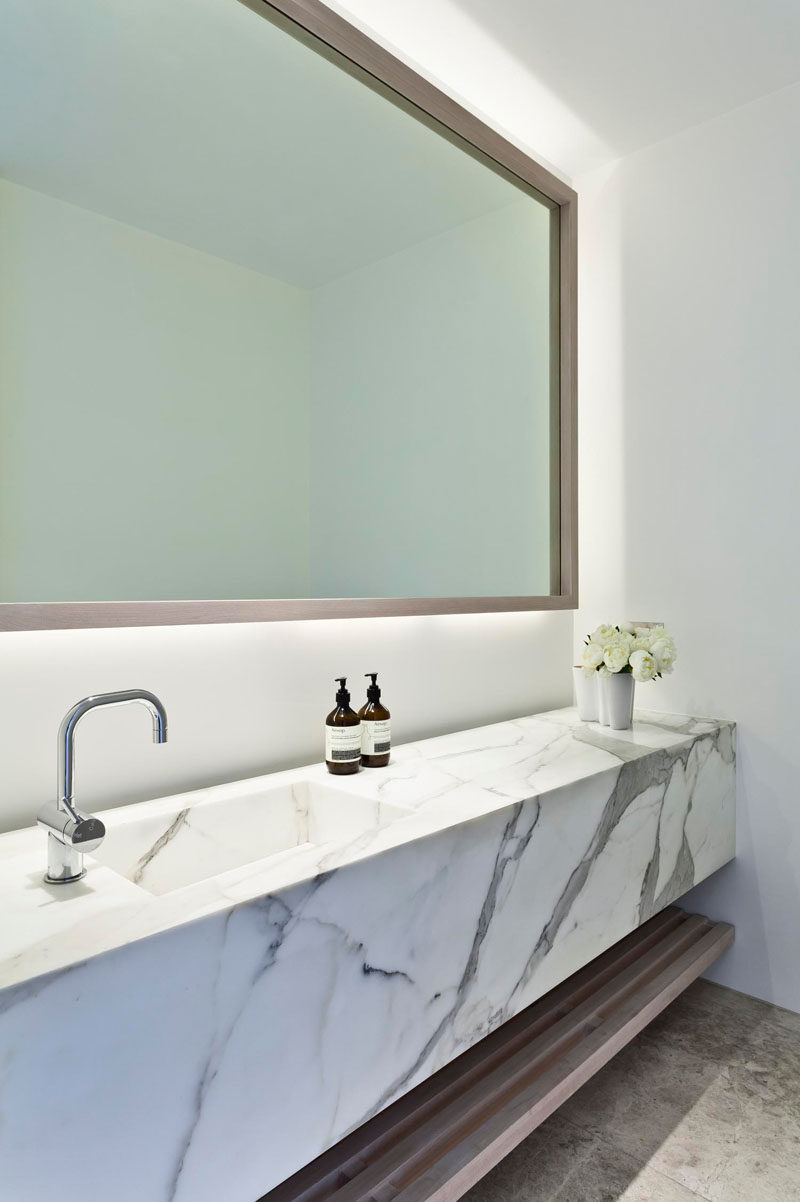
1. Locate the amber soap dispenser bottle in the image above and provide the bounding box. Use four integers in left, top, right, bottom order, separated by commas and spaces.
325, 677, 361, 775
359, 673, 391, 767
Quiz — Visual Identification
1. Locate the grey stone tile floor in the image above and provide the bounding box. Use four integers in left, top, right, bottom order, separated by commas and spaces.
464, 980, 800, 1202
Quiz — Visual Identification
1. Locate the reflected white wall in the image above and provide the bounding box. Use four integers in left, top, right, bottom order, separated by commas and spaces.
308, 201, 553, 597
0, 179, 310, 601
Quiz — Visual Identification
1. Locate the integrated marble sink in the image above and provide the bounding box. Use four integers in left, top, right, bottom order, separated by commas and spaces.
91, 780, 411, 895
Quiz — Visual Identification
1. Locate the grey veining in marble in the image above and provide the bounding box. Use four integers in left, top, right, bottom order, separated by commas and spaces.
0, 708, 736, 1202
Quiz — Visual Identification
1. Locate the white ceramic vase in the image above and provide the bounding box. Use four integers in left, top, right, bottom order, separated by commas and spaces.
602, 672, 635, 730
598, 674, 609, 726
572, 667, 599, 722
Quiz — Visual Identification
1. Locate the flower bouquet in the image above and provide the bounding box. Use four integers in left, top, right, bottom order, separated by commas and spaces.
574, 622, 677, 729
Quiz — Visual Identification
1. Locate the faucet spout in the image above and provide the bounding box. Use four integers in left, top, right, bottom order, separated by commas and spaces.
39, 689, 168, 885
58, 689, 168, 806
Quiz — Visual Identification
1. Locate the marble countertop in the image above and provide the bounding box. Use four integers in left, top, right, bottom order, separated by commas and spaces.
0, 707, 733, 993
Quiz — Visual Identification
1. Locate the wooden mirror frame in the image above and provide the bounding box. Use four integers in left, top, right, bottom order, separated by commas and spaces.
2, 0, 577, 632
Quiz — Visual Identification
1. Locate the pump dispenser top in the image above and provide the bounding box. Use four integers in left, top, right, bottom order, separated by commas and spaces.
335, 677, 351, 705
365, 673, 381, 702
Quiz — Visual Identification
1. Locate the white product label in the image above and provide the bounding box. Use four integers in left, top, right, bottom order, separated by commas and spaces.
325, 724, 361, 762
361, 719, 391, 756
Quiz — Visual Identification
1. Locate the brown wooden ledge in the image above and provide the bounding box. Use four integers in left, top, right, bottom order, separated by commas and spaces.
260, 908, 733, 1202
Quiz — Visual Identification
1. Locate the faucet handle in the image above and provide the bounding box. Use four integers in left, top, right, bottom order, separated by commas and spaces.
38, 802, 106, 853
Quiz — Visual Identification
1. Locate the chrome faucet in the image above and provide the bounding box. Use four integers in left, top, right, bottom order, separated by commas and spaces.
37, 690, 168, 884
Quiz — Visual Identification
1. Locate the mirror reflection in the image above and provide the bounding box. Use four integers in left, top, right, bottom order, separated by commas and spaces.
1, 0, 557, 601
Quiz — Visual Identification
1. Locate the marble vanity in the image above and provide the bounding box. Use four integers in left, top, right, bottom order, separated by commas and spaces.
0, 708, 735, 1202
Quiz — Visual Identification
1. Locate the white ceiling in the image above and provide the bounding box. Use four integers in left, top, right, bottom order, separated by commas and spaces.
0, 0, 527, 287
5, 0, 800, 282
333, 0, 800, 178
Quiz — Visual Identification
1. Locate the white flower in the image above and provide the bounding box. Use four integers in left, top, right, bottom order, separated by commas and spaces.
619, 621, 637, 635
597, 664, 611, 677
630, 649, 657, 682
630, 636, 651, 652
601, 629, 634, 651
590, 624, 617, 646
635, 624, 659, 639
651, 637, 677, 674
581, 642, 605, 674
603, 644, 629, 673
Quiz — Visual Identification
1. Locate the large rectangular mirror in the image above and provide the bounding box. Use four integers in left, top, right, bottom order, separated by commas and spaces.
0, 0, 576, 629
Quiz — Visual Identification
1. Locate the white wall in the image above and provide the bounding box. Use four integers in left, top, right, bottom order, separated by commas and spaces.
577, 81, 800, 1011
0, 179, 310, 601
309, 201, 553, 597
0, 612, 571, 834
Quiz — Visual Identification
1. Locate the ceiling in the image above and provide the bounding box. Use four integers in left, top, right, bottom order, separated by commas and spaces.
4, 0, 800, 281
333, 0, 800, 178
0, 0, 528, 288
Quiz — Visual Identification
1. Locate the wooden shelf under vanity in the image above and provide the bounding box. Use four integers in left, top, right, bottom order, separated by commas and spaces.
260, 907, 733, 1202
